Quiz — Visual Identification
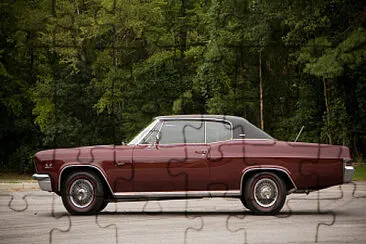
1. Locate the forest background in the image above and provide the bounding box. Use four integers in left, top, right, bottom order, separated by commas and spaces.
1, 0, 365, 173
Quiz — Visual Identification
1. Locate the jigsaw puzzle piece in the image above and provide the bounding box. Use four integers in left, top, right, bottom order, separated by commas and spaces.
0, 192, 70, 244
227, 193, 335, 243
95, 199, 203, 243
46, 191, 117, 244
185, 215, 245, 244
50, 215, 117, 244
184, 197, 246, 244
313, 182, 366, 243
351, 181, 366, 199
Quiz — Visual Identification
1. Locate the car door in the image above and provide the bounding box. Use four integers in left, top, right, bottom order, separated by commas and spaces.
206, 120, 245, 191
132, 119, 210, 192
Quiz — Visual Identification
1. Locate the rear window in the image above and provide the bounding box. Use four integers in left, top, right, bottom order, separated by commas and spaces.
206, 121, 231, 143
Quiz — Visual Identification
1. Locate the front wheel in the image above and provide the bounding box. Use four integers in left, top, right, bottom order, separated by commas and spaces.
61, 171, 104, 215
243, 172, 286, 215
99, 200, 109, 212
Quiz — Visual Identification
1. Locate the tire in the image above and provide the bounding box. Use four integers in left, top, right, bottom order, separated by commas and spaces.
61, 171, 104, 215
98, 200, 109, 212
243, 172, 286, 215
240, 196, 250, 210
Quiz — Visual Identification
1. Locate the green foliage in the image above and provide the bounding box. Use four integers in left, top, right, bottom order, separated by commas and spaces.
1, 0, 366, 172
299, 28, 366, 79
353, 164, 366, 181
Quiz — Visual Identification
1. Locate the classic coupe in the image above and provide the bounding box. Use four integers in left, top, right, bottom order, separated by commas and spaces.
33, 115, 354, 215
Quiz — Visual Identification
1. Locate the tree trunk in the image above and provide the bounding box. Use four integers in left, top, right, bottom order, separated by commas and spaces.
112, 0, 117, 144
323, 78, 332, 144
179, 0, 187, 80
259, 51, 264, 130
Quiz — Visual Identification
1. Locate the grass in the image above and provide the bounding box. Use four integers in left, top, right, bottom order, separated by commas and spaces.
0, 172, 33, 182
353, 164, 366, 181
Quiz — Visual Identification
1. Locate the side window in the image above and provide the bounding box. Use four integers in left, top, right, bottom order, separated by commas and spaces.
141, 121, 162, 144
141, 130, 159, 144
206, 121, 231, 143
159, 120, 205, 144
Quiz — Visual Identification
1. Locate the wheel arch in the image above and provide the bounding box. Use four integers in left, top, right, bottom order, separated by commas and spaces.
58, 165, 113, 197
240, 167, 297, 195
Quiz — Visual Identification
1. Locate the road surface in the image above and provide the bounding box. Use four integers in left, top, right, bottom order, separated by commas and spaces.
1, 182, 365, 243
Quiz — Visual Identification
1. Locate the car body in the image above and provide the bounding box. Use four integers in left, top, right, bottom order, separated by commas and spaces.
32, 115, 355, 214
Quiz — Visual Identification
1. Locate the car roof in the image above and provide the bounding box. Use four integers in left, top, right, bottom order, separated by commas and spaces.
156, 114, 241, 121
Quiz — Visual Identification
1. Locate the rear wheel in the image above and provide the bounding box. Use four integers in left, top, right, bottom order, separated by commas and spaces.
62, 171, 104, 215
243, 172, 286, 215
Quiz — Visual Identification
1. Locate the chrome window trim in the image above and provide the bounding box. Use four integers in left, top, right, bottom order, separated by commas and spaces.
140, 120, 164, 145
113, 190, 240, 198
204, 120, 207, 144
129, 119, 159, 145
157, 120, 165, 140
130, 116, 274, 145
240, 167, 297, 195
138, 117, 234, 145
58, 165, 114, 194
231, 139, 276, 141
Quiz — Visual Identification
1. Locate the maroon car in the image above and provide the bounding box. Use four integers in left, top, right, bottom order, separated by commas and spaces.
32, 115, 354, 215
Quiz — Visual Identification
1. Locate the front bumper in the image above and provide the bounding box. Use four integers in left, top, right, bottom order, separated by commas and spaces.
32, 173, 52, 192
343, 160, 355, 183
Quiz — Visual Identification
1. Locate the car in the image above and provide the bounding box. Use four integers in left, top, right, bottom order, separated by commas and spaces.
32, 115, 355, 215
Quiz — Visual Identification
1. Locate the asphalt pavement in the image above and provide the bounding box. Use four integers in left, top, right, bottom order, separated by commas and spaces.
1, 182, 365, 243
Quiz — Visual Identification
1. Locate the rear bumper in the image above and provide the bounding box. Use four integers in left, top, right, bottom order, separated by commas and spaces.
32, 173, 52, 192
343, 159, 355, 183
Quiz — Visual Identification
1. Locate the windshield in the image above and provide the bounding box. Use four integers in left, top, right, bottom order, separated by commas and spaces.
128, 119, 158, 145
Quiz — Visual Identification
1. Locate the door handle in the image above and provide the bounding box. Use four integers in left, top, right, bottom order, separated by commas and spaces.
115, 161, 131, 166
195, 150, 207, 155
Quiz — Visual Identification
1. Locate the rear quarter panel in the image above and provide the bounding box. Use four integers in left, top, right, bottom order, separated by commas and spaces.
208, 140, 349, 191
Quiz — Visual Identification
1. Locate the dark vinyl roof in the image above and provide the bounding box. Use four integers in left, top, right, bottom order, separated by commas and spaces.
155, 115, 274, 140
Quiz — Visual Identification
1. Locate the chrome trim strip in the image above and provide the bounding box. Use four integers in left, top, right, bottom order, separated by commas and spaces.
32, 173, 52, 192
231, 139, 275, 141
204, 120, 207, 144
240, 167, 297, 195
32, 173, 50, 181
58, 165, 114, 194
113, 190, 240, 198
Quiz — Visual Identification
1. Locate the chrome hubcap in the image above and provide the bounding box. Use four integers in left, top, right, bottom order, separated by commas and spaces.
69, 179, 94, 208
253, 178, 278, 208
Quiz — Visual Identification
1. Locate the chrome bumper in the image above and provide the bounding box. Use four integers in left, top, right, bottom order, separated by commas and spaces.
343, 161, 355, 183
32, 174, 52, 192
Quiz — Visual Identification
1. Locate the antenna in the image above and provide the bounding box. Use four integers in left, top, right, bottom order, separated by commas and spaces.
294, 126, 304, 142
